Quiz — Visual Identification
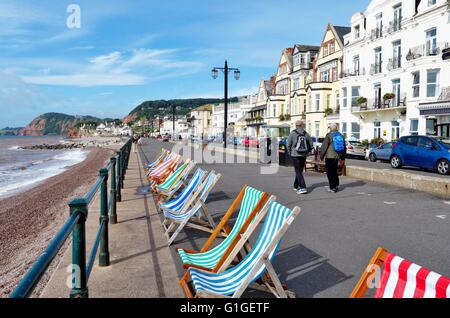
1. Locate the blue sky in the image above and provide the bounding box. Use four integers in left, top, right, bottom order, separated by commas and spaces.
0, 0, 370, 127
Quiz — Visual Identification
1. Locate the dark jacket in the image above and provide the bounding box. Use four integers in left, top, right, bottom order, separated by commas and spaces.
320, 131, 347, 161
287, 128, 313, 157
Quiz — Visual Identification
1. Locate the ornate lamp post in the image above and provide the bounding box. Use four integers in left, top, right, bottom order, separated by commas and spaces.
212, 60, 240, 148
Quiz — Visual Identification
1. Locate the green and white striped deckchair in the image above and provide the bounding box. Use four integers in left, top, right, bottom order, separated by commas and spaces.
163, 170, 222, 246
177, 185, 268, 273
183, 199, 301, 298
157, 160, 196, 201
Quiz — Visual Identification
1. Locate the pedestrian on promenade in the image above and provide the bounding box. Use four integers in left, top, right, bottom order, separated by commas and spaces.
320, 124, 346, 193
132, 134, 139, 153
287, 120, 313, 194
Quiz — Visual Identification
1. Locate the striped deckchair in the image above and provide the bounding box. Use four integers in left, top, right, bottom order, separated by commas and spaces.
163, 171, 222, 246
159, 168, 207, 216
156, 160, 196, 201
148, 153, 181, 185
184, 200, 301, 298
350, 247, 450, 298
145, 148, 169, 172
177, 186, 268, 288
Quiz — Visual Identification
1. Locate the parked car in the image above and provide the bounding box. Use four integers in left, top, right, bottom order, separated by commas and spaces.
346, 140, 367, 158
368, 142, 393, 162
390, 135, 450, 175
242, 137, 259, 148
162, 134, 170, 142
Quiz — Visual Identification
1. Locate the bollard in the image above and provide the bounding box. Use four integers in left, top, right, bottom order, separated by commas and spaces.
99, 168, 110, 267
116, 151, 122, 202
110, 157, 117, 224
69, 198, 89, 298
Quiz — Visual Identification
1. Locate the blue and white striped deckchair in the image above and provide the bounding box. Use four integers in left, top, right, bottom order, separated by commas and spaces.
185, 200, 301, 298
163, 171, 222, 246
177, 186, 268, 272
159, 168, 207, 216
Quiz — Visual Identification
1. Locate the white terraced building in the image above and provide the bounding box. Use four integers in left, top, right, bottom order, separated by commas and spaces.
340, 0, 450, 142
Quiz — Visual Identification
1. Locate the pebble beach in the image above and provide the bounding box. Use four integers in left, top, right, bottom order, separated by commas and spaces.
0, 145, 114, 297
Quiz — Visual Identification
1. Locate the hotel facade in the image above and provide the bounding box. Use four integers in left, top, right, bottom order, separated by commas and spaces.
340, 0, 450, 141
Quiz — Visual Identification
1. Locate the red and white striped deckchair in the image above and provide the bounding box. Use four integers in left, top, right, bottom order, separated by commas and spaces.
351, 247, 450, 298
148, 153, 181, 184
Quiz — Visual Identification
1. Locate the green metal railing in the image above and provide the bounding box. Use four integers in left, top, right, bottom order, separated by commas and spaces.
9, 138, 133, 298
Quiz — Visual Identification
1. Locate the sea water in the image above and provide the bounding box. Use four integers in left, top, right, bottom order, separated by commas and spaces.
0, 136, 88, 199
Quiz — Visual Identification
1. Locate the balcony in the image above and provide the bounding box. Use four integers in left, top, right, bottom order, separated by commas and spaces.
351, 93, 407, 113
341, 68, 365, 78
406, 42, 449, 61
387, 20, 402, 34
245, 116, 265, 126
387, 57, 401, 71
370, 63, 383, 75
370, 27, 383, 40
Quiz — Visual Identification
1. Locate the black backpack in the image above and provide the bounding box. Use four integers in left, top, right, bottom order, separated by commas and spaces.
294, 132, 308, 154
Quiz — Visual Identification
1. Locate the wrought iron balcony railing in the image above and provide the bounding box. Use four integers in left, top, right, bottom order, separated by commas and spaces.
370, 63, 383, 75
351, 93, 407, 112
387, 57, 402, 71
341, 68, 365, 78
406, 42, 449, 61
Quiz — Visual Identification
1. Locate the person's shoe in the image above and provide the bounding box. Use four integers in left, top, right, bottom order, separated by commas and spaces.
331, 188, 338, 193
297, 188, 308, 194
327, 187, 333, 193
293, 188, 298, 192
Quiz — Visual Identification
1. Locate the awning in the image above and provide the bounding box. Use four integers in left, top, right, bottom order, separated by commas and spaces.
418, 100, 450, 116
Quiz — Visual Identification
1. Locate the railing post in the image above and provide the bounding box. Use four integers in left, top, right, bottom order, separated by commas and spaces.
120, 147, 125, 188
69, 198, 89, 298
116, 151, 122, 202
99, 168, 110, 267
110, 157, 117, 224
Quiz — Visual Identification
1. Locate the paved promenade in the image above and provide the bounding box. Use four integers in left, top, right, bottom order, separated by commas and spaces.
41, 146, 183, 298
39, 138, 449, 298
141, 139, 450, 298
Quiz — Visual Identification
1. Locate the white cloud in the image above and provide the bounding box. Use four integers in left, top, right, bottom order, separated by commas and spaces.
18, 48, 204, 87
22, 73, 146, 87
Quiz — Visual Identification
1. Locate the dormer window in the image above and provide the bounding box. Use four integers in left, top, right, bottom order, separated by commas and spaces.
428, 0, 436, 6
330, 42, 335, 54
354, 25, 360, 39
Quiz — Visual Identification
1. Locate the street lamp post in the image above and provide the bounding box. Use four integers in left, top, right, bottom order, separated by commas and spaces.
212, 60, 240, 148
172, 104, 176, 138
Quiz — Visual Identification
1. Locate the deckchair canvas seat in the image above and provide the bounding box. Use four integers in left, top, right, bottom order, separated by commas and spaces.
187, 201, 301, 298
350, 247, 450, 298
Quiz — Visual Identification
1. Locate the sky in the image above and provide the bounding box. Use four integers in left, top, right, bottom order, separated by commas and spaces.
0, 0, 371, 128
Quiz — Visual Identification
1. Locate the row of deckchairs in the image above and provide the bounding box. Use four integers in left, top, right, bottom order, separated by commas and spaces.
144, 148, 449, 299
144, 148, 301, 298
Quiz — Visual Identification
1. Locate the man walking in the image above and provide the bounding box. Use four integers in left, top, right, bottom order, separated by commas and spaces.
287, 121, 313, 194
320, 124, 346, 193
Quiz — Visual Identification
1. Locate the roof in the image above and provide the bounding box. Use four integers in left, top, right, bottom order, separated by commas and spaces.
333, 25, 351, 44
191, 104, 213, 112
293, 44, 320, 53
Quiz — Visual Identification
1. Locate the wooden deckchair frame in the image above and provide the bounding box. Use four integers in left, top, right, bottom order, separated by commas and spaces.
192, 206, 301, 298
164, 171, 222, 246
349, 247, 389, 298
178, 186, 269, 297
159, 168, 208, 218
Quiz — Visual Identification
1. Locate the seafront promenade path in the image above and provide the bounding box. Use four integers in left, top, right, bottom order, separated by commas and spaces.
40, 144, 183, 298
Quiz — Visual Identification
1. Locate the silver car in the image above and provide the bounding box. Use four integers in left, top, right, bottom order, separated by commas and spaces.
346, 140, 367, 158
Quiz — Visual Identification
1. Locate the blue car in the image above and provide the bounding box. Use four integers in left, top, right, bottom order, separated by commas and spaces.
368, 142, 393, 162
390, 135, 450, 175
